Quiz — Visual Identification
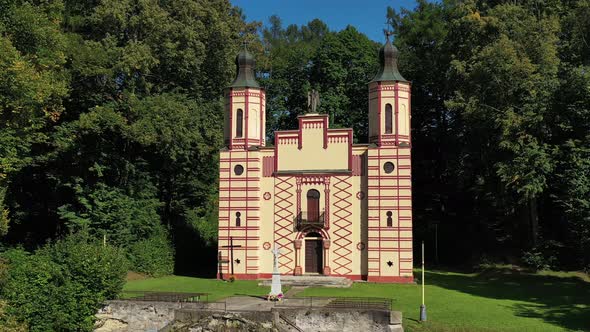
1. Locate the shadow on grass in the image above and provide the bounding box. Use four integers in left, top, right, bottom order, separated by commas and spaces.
404, 319, 501, 332
423, 268, 590, 331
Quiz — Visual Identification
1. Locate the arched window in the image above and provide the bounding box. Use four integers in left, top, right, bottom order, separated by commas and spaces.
385, 104, 393, 134
386, 211, 393, 227
235, 212, 241, 227
307, 189, 321, 222
236, 109, 243, 138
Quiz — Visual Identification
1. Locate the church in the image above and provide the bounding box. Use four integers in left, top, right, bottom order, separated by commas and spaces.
217, 36, 413, 283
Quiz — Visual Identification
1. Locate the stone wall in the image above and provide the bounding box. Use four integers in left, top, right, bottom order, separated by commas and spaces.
175, 308, 398, 332
94, 301, 203, 332
274, 308, 392, 332
94, 301, 403, 332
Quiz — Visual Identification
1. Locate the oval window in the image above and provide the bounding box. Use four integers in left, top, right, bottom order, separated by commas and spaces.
383, 162, 395, 174
234, 165, 244, 175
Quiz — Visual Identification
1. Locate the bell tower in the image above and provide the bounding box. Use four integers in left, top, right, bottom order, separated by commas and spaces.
366, 33, 414, 282
224, 45, 266, 149
368, 35, 411, 146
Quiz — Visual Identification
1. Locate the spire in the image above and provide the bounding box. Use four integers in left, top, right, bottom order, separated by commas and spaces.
370, 31, 407, 83
229, 42, 260, 88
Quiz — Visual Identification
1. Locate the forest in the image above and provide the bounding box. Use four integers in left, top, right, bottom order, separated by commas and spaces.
0, 0, 588, 330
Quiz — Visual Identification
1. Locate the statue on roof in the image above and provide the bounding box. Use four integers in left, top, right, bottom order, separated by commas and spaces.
307, 89, 320, 113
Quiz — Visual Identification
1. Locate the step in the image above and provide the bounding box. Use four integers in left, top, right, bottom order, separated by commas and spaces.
258, 276, 353, 288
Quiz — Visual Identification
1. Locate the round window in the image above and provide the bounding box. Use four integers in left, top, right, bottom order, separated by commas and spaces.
383, 162, 395, 174
234, 165, 244, 175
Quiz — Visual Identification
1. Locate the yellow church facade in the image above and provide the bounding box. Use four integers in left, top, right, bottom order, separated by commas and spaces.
217, 37, 414, 283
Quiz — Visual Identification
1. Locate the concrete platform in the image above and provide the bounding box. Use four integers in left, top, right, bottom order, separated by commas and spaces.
258, 275, 353, 288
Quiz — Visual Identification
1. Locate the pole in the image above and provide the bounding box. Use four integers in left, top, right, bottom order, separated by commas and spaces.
218, 251, 223, 280
103, 234, 106, 247
435, 223, 439, 264
420, 241, 427, 321
230, 236, 235, 276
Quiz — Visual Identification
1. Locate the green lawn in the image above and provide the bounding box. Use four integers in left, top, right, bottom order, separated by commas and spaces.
123, 268, 590, 332
298, 268, 590, 332
123, 275, 275, 302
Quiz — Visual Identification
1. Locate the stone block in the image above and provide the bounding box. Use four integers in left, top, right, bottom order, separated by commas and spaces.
390, 311, 402, 325
388, 324, 404, 332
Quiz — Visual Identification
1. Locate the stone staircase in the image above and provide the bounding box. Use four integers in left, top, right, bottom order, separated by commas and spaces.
258, 276, 353, 288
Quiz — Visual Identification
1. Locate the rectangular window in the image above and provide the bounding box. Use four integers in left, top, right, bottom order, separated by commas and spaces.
236, 109, 243, 137
385, 104, 392, 134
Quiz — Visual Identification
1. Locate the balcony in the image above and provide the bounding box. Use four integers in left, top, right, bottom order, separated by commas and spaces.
295, 211, 326, 230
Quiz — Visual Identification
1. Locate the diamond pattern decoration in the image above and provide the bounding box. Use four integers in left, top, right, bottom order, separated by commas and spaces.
332, 176, 353, 275
273, 177, 294, 273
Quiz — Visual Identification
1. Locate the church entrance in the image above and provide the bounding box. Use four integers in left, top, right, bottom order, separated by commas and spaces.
305, 232, 323, 274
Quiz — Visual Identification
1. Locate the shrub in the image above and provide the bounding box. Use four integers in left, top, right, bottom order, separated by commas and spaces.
0, 235, 127, 331
522, 248, 557, 271
42, 233, 128, 299
58, 183, 163, 248
127, 232, 174, 277
0, 300, 27, 332
0, 259, 27, 331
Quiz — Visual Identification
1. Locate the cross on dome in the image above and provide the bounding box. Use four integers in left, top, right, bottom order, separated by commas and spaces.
383, 17, 395, 41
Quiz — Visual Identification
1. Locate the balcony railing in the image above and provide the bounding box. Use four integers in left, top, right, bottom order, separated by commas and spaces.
295, 211, 325, 230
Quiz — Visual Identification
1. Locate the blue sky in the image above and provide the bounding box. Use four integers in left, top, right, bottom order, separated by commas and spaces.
231, 0, 418, 42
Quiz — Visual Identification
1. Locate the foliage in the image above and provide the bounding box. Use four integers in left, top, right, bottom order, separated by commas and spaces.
2, 0, 247, 274
56, 180, 174, 276
0, 0, 69, 243
0, 300, 27, 332
388, 0, 590, 267
0, 258, 27, 331
0, 0, 589, 329
522, 246, 558, 271
185, 201, 219, 247
0, 236, 127, 332
257, 18, 378, 142
58, 183, 162, 247
127, 232, 174, 277
41, 234, 128, 299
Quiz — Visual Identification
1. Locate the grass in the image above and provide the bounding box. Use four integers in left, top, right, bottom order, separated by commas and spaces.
298, 268, 590, 332
123, 268, 590, 332
123, 275, 275, 302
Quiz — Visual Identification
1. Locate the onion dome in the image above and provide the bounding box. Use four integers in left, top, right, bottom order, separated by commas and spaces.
370, 37, 407, 83
229, 45, 260, 88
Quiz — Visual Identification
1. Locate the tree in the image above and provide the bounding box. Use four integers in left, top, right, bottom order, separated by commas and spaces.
389, 0, 589, 267
3, 1, 253, 276
0, 0, 69, 240
259, 19, 378, 142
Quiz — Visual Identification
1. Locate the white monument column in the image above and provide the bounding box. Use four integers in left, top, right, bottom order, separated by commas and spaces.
270, 245, 283, 296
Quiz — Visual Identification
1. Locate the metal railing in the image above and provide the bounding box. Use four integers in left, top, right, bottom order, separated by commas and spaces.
117, 292, 392, 312
325, 297, 392, 311
118, 291, 209, 303
295, 211, 326, 230
275, 296, 393, 311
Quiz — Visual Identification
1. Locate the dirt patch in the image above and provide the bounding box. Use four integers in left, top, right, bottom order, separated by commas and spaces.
126, 271, 148, 281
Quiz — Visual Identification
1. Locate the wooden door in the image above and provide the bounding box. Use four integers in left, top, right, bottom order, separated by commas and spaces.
305, 240, 323, 273
307, 189, 320, 222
